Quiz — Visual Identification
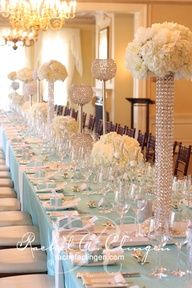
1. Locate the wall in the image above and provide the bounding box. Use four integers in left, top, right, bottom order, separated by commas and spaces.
69, 23, 96, 117
114, 13, 134, 127
149, 3, 192, 144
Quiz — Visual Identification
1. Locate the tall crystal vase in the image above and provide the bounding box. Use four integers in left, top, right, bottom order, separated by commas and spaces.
48, 81, 55, 124
154, 73, 174, 228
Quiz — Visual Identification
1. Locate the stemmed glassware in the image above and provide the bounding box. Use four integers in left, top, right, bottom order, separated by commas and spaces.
114, 180, 130, 235
129, 184, 148, 237
146, 215, 170, 278
170, 210, 188, 277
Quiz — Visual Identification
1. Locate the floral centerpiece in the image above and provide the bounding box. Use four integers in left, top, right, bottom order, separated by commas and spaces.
37, 60, 68, 124
38, 60, 68, 82
30, 102, 48, 123
17, 68, 33, 82
125, 22, 192, 79
91, 132, 143, 166
125, 22, 192, 231
8, 71, 17, 81
51, 115, 78, 138
23, 80, 37, 97
8, 93, 24, 112
8, 71, 19, 92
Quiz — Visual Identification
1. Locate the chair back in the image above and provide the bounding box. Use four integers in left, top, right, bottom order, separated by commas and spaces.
137, 130, 147, 152
87, 114, 96, 131
145, 133, 156, 164
71, 109, 78, 120
124, 126, 136, 138
174, 143, 192, 178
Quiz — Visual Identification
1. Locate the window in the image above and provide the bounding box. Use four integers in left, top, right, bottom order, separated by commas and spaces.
0, 44, 27, 110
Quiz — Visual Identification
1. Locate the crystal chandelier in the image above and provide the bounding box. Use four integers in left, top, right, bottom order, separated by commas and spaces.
0, 28, 38, 50
0, 0, 77, 32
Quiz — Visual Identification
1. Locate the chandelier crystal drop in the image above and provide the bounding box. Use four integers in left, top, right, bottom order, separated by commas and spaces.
0, 0, 77, 32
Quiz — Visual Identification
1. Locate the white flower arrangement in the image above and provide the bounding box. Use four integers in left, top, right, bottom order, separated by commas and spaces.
30, 102, 48, 122
7, 71, 17, 81
17, 68, 33, 82
125, 22, 192, 79
8, 92, 24, 107
51, 116, 78, 138
21, 101, 31, 112
91, 132, 143, 166
38, 60, 68, 82
23, 81, 37, 96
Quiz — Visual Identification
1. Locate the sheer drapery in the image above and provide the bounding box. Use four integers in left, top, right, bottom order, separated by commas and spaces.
0, 28, 28, 110
34, 28, 83, 106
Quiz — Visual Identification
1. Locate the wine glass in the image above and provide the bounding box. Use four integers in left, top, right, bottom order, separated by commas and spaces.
129, 185, 148, 237
170, 210, 188, 277
114, 181, 130, 235
147, 216, 170, 278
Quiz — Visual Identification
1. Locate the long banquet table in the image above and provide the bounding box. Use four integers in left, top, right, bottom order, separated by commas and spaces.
0, 111, 192, 288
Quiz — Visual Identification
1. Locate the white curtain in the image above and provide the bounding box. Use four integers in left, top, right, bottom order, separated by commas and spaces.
34, 28, 83, 106
0, 32, 27, 110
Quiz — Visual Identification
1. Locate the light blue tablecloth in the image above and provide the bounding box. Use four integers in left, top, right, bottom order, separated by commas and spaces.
2, 123, 192, 288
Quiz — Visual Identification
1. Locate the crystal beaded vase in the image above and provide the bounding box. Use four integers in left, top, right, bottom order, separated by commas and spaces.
154, 73, 174, 228
48, 81, 55, 124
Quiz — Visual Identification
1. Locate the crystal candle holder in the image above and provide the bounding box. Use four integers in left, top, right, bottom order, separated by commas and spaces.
91, 59, 117, 134
70, 84, 93, 133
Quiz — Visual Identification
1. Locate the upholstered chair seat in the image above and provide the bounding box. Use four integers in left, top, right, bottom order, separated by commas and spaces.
0, 170, 11, 178
0, 198, 20, 211
0, 178, 13, 187
0, 225, 40, 247
0, 165, 9, 171
0, 211, 32, 226
0, 274, 54, 288
0, 187, 16, 198
0, 248, 47, 275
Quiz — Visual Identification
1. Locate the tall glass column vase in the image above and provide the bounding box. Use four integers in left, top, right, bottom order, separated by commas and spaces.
48, 81, 55, 125
154, 73, 174, 227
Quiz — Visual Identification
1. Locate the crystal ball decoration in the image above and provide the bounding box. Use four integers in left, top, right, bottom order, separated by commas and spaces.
70, 84, 93, 105
71, 133, 93, 153
91, 59, 117, 81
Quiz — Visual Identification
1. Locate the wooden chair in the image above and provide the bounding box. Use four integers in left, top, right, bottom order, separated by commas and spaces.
124, 126, 136, 138
145, 133, 156, 164
95, 119, 103, 136
106, 121, 112, 133
110, 123, 117, 132
71, 109, 78, 120
82, 112, 87, 128
63, 107, 71, 116
116, 125, 125, 135
86, 114, 96, 131
174, 143, 192, 178
137, 130, 147, 152
57, 105, 64, 115
173, 141, 179, 156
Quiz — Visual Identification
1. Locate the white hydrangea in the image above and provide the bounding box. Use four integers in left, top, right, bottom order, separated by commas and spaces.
38, 60, 68, 82
51, 116, 78, 138
17, 68, 33, 82
125, 22, 192, 79
30, 102, 48, 122
91, 132, 143, 166
7, 71, 17, 81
